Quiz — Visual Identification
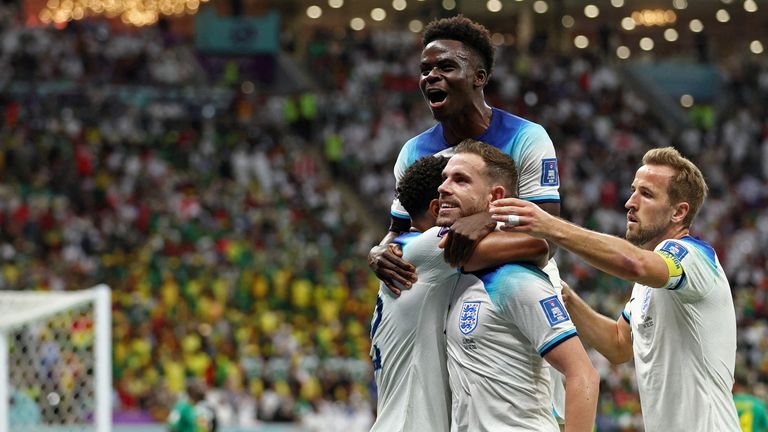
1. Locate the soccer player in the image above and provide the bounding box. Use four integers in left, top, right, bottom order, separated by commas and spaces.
733, 374, 768, 432
370, 151, 550, 431
370, 15, 560, 292
440, 140, 597, 432
489, 147, 741, 431
366, 14, 570, 421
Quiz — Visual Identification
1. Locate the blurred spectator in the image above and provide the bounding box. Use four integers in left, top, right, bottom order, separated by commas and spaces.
167, 379, 217, 432
733, 373, 768, 432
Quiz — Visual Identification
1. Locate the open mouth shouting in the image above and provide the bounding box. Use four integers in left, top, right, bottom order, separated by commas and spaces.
426, 88, 448, 109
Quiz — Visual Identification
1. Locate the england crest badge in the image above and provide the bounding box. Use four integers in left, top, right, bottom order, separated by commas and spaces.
459, 301, 481, 335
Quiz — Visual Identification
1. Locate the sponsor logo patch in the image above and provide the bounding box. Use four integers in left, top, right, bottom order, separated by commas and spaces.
540, 158, 559, 187
539, 296, 570, 326
660, 241, 689, 261
459, 301, 481, 335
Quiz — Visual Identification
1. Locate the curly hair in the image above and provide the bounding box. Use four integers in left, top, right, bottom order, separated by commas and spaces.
423, 15, 495, 75
397, 156, 450, 218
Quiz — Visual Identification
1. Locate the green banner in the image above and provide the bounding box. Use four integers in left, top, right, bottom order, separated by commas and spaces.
195, 8, 280, 54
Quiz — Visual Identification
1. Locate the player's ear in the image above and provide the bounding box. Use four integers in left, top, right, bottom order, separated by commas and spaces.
428, 199, 440, 219
671, 201, 689, 224
473, 67, 488, 88
490, 185, 505, 202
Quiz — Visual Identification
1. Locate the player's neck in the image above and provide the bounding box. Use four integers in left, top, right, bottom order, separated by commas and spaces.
442, 101, 492, 146
641, 226, 690, 250
410, 216, 436, 233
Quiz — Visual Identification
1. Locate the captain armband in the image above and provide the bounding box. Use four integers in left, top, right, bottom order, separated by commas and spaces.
655, 250, 686, 290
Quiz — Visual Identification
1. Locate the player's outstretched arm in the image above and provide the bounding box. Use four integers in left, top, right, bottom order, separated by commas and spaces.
543, 337, 599, 432
490, 198, 672, 288
368, 231, 417, 296
561, 282, 633, 364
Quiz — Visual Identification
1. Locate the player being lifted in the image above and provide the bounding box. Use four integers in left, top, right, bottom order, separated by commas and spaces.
367, 15, 571, 422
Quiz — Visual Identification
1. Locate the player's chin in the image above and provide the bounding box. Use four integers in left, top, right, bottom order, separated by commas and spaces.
429, 104, 450, 121
436, 214, 457, 227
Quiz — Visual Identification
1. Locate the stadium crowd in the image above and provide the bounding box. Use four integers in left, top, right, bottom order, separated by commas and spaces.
1, 5, 767, 431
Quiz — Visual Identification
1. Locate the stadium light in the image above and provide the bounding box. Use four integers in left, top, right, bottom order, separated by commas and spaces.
621, 17, 636, 31
750, 40, 764, 54
744, 0, 758, 13
409, 19, 423, 33
328, 0, 343, 8
715, 9, 730, 22
610, 0, 624, 7
584, 5, 599, 18
680, 94, 694, 107
532, 1, 548, 14
616, 45, 631, 59
574, 35, 589, 49
40, 0, 208, 25
631, 10, 676, 27
664, 28, 679, 42
392, 0, 407, 11
672, 0, 687, 10
689, 19, 703, 33
350, 17, 365, 30
561, 15, 575, 28
371, 7, 386, 21
443, 0, 456, 11
639, 37, 654, 51
487, 0, 503, 13
307, 5, 322, 19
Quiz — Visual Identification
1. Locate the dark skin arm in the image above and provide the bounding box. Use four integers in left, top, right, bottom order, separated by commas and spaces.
442, 201, 560, 268
462, 231, 549, 272
368, 228, 417, 296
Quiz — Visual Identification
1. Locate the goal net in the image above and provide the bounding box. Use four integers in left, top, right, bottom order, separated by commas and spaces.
0, 285, 111, 432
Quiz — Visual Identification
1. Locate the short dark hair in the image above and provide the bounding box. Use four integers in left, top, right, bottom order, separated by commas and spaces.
453, 139, 518, 197
397, 156, 450, 218
423, 15, 495, 76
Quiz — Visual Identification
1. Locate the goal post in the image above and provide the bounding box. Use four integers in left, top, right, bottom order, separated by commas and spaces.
0, 285, 112, 432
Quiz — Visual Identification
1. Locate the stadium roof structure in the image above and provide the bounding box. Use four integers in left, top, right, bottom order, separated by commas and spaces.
272, 0, 767, 62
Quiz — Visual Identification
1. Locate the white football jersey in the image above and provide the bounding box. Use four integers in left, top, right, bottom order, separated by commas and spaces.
446, 263, 576, 432
370, 226, 458, 432
622, 236, 740, 431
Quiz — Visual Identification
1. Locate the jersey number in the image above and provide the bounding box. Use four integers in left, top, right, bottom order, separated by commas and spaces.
370, 295, 384, 371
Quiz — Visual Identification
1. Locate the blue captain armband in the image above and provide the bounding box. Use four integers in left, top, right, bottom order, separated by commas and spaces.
655, 249, 686, 290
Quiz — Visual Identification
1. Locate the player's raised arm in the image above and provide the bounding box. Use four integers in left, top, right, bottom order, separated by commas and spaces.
489, 197, 677, 288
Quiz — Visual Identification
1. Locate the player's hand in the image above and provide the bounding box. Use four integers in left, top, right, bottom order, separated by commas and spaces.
489, 197, 550, 237
560, 281, 575, 306
439, 211, 496, 268
368, 243, 417, 296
